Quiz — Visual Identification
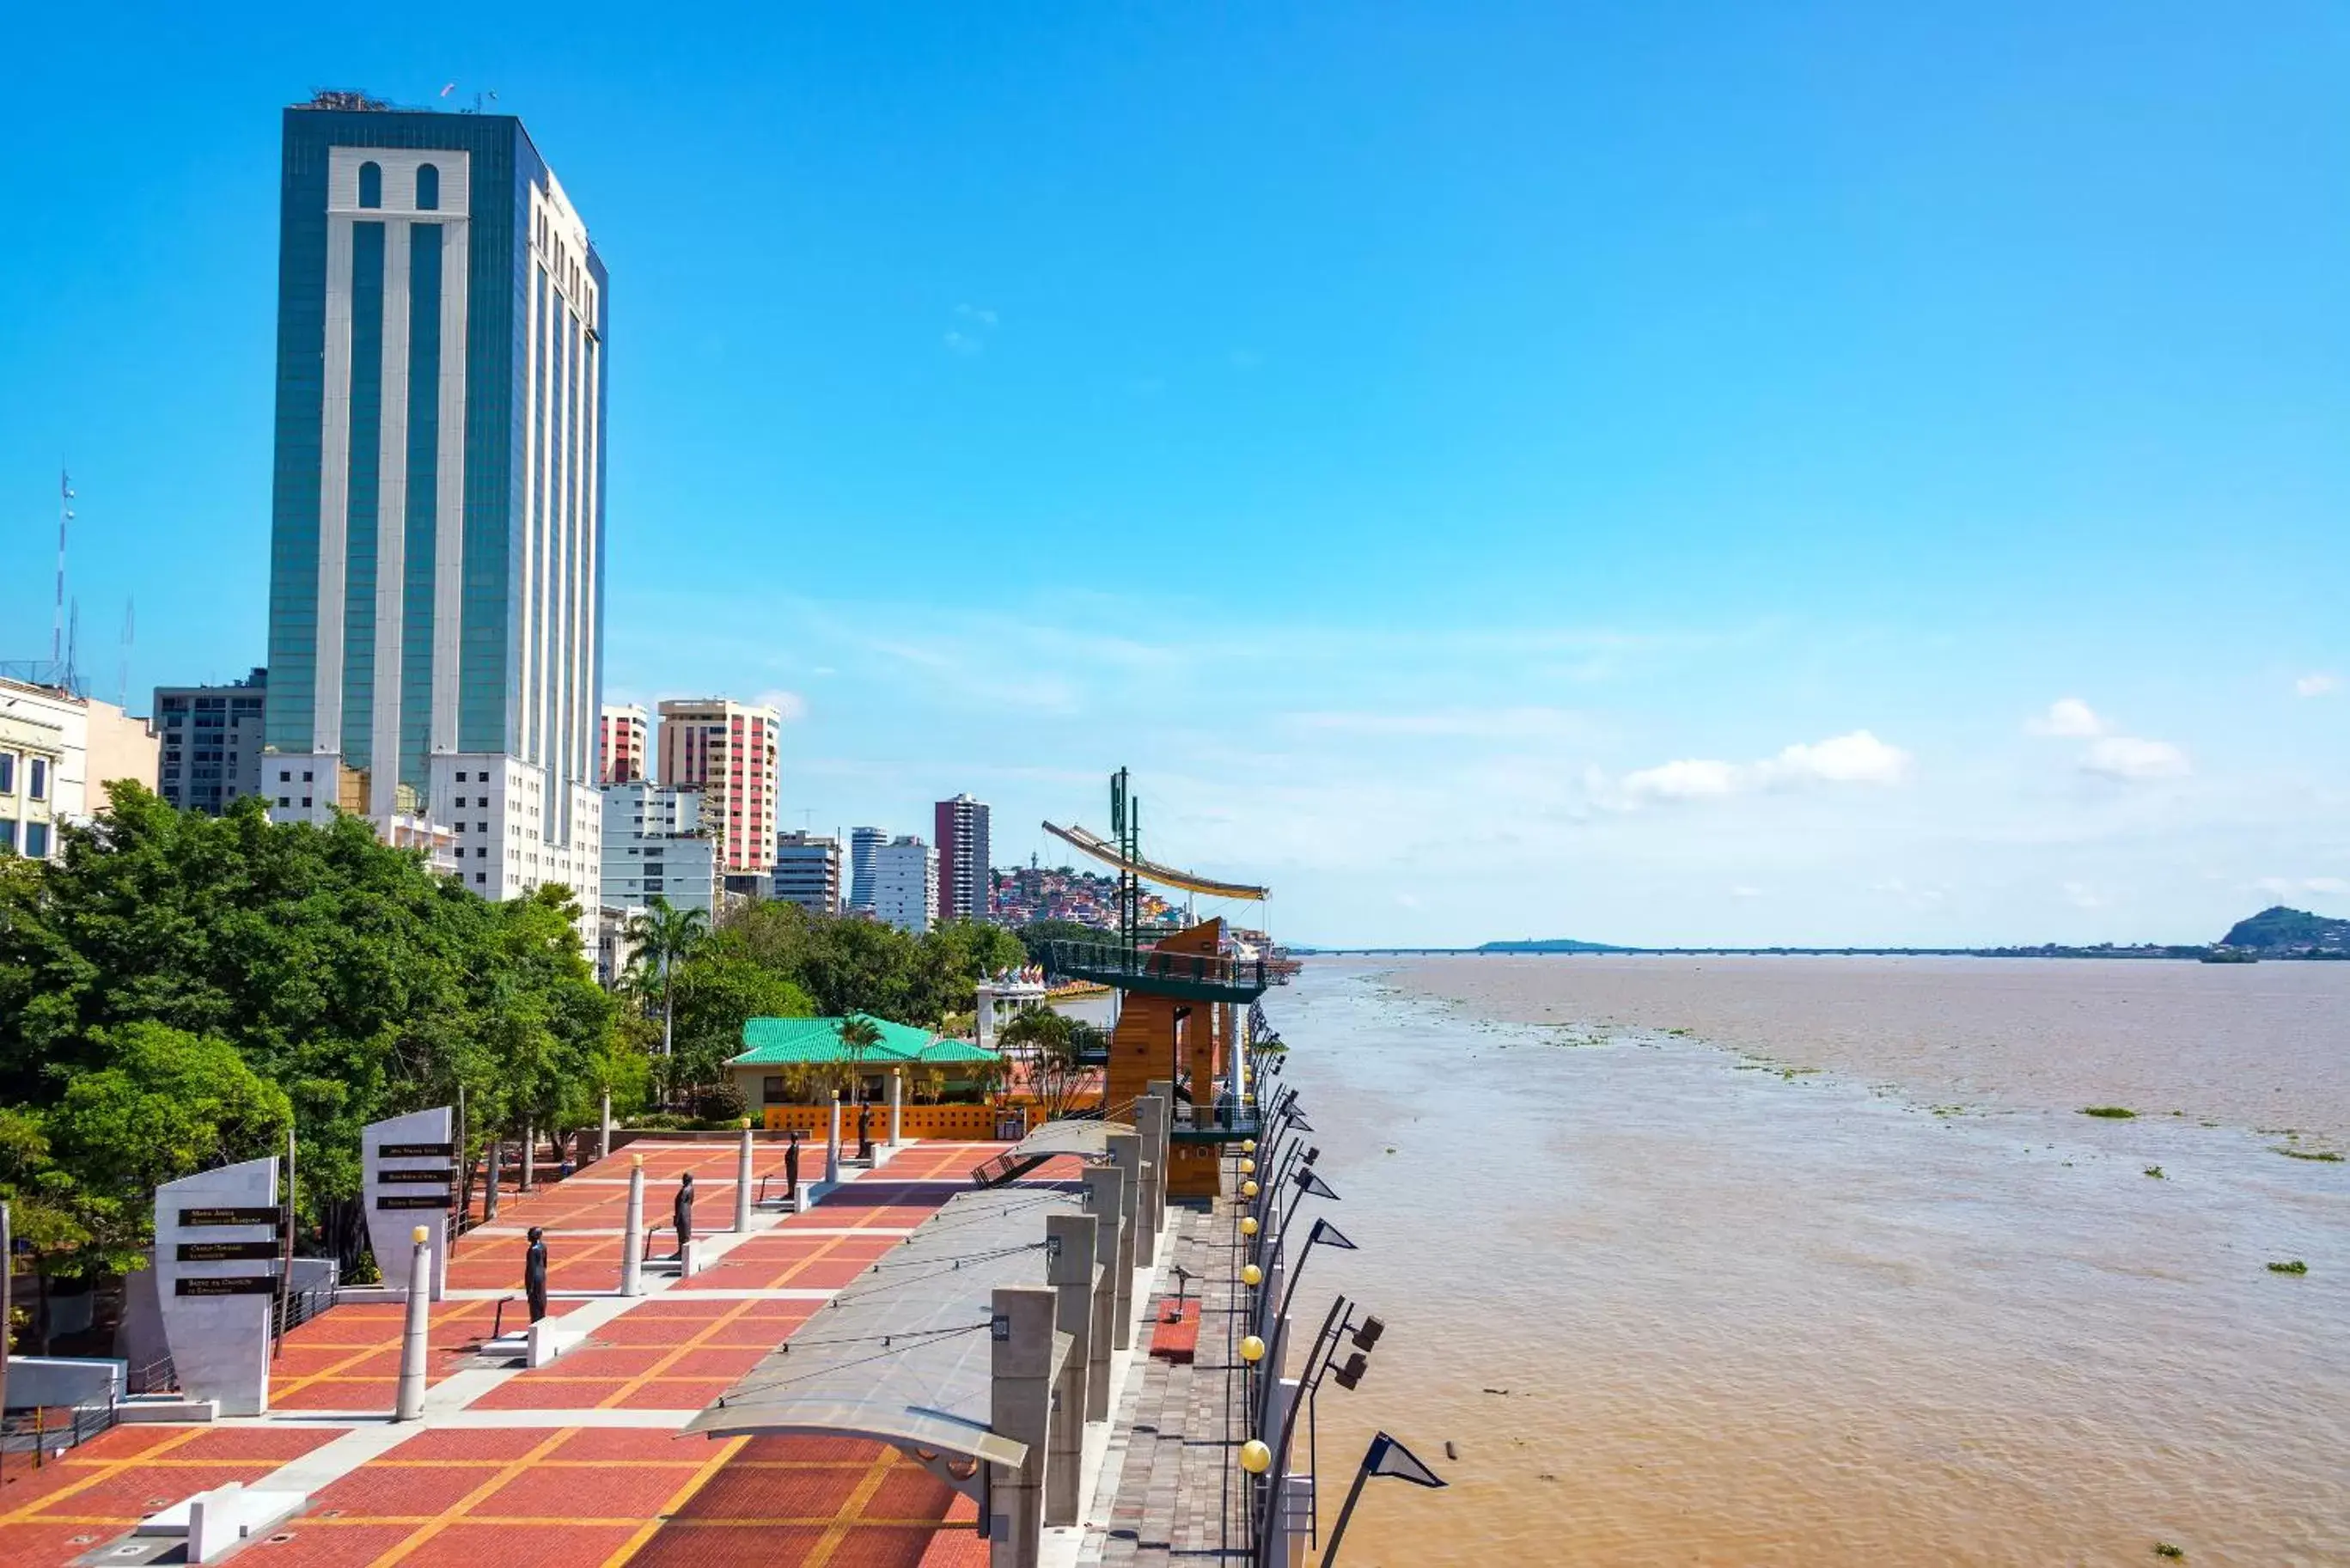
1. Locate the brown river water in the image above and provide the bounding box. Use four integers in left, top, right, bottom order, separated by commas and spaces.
1261, 956, 2348, 1566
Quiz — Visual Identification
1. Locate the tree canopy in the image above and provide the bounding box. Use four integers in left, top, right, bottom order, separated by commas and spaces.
0, 785, 622, 1276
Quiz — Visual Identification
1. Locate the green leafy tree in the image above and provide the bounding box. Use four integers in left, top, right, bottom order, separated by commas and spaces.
998, 1005, 1088, 1119
0, 785, 619, 1274
42, 1022, 293, 1274
670, 953, 814, 1095
622, 897, 709, 1091
836, 1015, 885, 1103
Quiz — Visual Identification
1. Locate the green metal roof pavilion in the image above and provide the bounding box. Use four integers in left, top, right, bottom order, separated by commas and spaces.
730, 1014, 1001, 1068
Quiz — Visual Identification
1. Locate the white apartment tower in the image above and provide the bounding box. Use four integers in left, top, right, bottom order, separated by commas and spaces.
871, 835, 939, 935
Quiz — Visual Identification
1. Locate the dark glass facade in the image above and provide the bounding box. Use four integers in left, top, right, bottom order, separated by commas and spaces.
265, 106, 609, 803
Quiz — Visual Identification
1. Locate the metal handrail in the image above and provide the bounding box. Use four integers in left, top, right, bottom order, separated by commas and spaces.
1047, 941, 1270, 991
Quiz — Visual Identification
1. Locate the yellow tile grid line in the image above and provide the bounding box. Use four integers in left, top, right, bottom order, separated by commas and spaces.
594, 1232, 853, 1409
802, 1447, 906, 1568
594, 1434, 748, 1568
0, 1427, 209, 1523
362, 1427, 574, 1568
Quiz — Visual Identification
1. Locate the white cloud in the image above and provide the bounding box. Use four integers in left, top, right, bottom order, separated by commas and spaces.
1621, 757, 1743, 802
2298, 673, 2340, 698
1615, 729, 1912, 805
2080, 735, 2189, 780
1730, 884, 1763, 899
956, 303, 999, 327
1761, 730, 1913, 786
2062, 881, 2103, 909
943, 329, 982, 355
754, 688, 809, 722
2027, 698, 2109, 737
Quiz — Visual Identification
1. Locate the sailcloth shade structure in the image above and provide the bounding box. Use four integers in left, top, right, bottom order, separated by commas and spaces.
1041, 820, 1268, 900
684, 1187, 1078, 1471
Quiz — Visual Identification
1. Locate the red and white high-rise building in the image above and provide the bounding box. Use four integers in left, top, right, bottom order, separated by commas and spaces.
656, 697, 780, 881
599, 704, 649, 784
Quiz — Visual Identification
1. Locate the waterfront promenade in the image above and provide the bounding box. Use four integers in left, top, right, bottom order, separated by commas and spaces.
0, 1140, 1062, 1567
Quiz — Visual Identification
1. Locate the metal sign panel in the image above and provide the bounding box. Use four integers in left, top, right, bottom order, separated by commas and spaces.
376, 1142, 455, 1158
376, 1168, 455, 1186
178, 1206, 282, 1228
175, 1241, 283, 1263
375, 1193, 456, 1211
175, 1274, 280, 1297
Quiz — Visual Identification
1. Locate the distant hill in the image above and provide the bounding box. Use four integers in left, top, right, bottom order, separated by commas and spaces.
1475, 937, 1622, 954
2219, 906, 2350, 955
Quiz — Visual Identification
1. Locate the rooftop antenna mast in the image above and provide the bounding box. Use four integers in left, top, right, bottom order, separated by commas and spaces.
53, 469, 74, 662
1111, 767, 1140, 957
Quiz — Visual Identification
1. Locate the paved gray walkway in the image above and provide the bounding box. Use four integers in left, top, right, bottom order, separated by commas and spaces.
1092, 1195, 1254, 1563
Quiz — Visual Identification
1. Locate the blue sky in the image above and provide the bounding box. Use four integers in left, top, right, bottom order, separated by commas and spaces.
3, 3, 2345, 945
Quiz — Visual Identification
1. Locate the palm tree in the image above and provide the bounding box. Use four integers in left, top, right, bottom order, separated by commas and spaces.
624, 897, 708, 1101
997, 1005, 1081, 1118
837, 1015, 886, 1105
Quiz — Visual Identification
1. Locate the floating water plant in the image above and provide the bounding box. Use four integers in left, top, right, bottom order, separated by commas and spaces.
2080, 1107, 2137, 1119
2143, 1166, 2164, 1180
2267, 1260, 2308, 1275
2275, 1149, 2344, 1162
2153, 1545, 2185, 1561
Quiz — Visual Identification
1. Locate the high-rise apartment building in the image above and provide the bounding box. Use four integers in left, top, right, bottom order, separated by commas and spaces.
156, 669, 267, 815
772, 831, 843, 916
871, 835, 939, 934
656, 698, 778, 883
848, 826, 887, 912
599, 704, 648, 784
934, 793, 992, 924
599, 780, 716, 916
260, 92, 605, 906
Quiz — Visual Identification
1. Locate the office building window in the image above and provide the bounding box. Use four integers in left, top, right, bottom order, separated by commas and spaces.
25, 822, 48, 857
415, 162, 439, 210
476, 872, 487, 885
358, 161, 381, 208
0, 821, 14, 853
279, 796, 291, 808
28, 759, 46, 801
0, 753, 12, 794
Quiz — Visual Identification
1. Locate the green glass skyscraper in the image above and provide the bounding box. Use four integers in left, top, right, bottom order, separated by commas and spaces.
263, 91, 606, 901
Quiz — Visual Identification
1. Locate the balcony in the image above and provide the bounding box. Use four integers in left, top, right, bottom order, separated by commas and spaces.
1047, 941, 1271, 1004
1172, 1094, 1262, 1145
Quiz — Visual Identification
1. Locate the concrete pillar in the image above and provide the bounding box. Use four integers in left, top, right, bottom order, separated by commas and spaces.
888, 1069, 904, 1149
1078, 1166, 1124, 1419
1104, 1130, 1140, 1351
598, 1089, 612, 1162
1043, 1213, 1096, 1526
826, 1092, 843, 1186
394, 1226, 430, 1420
1132, 1095, 1167, 1267
988, 1285, 1056, 1568
520, 1120, 535, 1193
620, 1156, 645, 1297
734, 1125, 754, 1233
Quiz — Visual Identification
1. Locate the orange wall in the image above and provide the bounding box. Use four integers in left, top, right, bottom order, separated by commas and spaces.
758, 1102, 1037, 1140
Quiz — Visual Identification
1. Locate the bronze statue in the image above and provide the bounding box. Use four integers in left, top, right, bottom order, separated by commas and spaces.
523, 1225, 548, 1322
674, 1172, 695, 1258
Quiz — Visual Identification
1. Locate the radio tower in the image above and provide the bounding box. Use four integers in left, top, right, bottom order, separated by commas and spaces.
53, 469, 75, 664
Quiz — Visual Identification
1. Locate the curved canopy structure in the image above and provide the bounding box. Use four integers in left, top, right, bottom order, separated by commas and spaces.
1040, 820, 1267, 900
685, 1187, 1079, 1472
